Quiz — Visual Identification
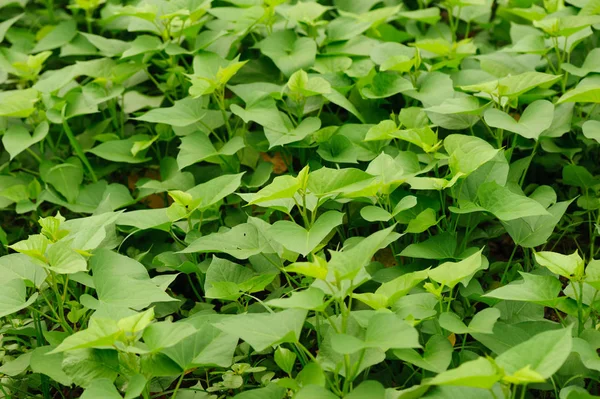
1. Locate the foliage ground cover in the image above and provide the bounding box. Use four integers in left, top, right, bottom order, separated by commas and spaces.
2, 0, 600, 397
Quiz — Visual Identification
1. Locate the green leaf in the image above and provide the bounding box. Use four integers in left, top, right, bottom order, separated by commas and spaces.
0, 13, 22, 43
561, 48, 600, 77
267, 287, 326, 310
427, 357, 501, 389
460, 71, 561, 99
180, 223, 273, 259
0, 278, 38, 318
32, 20, 77, 52
332, 313, 420, 354
2, 122, 48, 160
287, 69, 331, 98
439, 308, 501, 334
275, 346, 297, 375
232, 384, 286, 399
270, 211, 344, 256
177, 133, 244, 169
124, 374, 147, 399
162, 314, 238, 369
307, 167, 378, 199
477, 182, 550, 221
121, 35, 163, 58
143, 321, 197, 353
188, 52, 247, 96
503, 199, 573, 248
400, 233, 457, 260
46, 239, 88, 274
563, 165, 597, 189
90, 249, 176, 309
495, 326, 573, 381
428, 249, 485, 288
533, 15, 600, 37
534, 250, 584, 279
257, 30, 316, 77
583, 120, 600, 143
318, 135, 357, 163
394, 335, 453, 373
51, 318, 121, 353
80, 379, 122, 399
62, 348, 119, 388
405, 208, 437, 234
204, 256, 275, 301
295, 385, 338, 399
444, 135, 499, 177
41, 158, 84, 203
0, 88, 39, 117
0, 352, 32, 377
213, 309, 308, 352
88, 135, 152, 164
484, 272, 562, 306
425, 97, 488, 131
135, 97, 207, 127
186, 173, 244, 210
399, 7, 441, 24
329, 226, 400, 281
361, 72, 414, 99
558, 76, 600, 104
30, 346, 73, 386
238, 169, 305, 206
484, 101, 554, 141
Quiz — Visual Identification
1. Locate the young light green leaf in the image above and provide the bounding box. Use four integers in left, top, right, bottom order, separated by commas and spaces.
143, 321, 197, 353
484, 272, 562, 306
428, 249, 485, 289
134, 97, 207, 127
180, 223, 273, 259
329, 226, 400, 281
477, 182, 550, 221
178, 133, 244, 169
495, 326, 573, 381
90, 249, 176, 309
484, 101, 554, 141
270, 211, 344, 256
394, 335, 453, 373
332, 313, 420, 354
80, 379, 122, 399
0, 278, 39, 318
2, 122, 48, 160
213, 309, 308, 352
257, 30, 316, 77
427, 357, 501, 389
444, 135, 499, 177
561, 48, 600, 77
534, 250, 584, 280
558, 76, 600, 104
267, 287, 326, 310
439, 308, 501, 334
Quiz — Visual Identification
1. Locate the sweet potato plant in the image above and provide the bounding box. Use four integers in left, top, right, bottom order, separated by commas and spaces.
1, 0, 600, 398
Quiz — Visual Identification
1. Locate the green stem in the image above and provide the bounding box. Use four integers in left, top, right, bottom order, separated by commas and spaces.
520, 385, 527, 399
26, 147, 42, 163
62, 116, 98, 182
577, 280, 585, 335
186, 274, 203, 302
32, 311, 52, 399
501, 246, 518, 284
519, 140, 538, 187
584, 103, 598, 122
214, 91, 233, 140
46, 0, 55, 23
85, 9, 93, 33
170, 372, 185, 398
